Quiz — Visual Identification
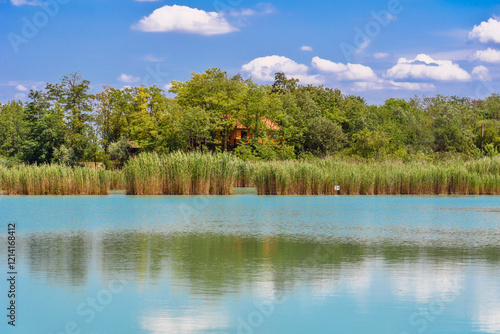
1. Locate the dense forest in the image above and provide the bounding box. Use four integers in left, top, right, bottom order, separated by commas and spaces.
0, 69, 499, 167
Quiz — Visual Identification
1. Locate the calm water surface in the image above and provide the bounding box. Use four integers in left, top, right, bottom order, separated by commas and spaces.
1, 194, 499, 334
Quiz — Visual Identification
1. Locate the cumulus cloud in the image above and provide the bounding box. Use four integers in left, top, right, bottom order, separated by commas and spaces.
469, 18, 500, 44
386, 54, 471, 81
373, 52, 390, 59
228, 3, 276, 17
132, 5, 238, 36
10, 0, 41, 6
312, 56, 378, 81
301, 46, 313, 52
1, 81, 43, 91
143, 55, 164, 62
470, 48, 500, 63
353, 80, 435, 92
472, 66, 490, 81
429, 49, 476, 61
241, 55, 323, 84
117, 74, 141, 83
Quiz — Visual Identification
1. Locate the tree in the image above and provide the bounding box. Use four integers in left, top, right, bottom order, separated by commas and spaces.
432, 102, 475, 153
272, 72, 299, 94
46, 73, 94, 161
171, 68, 247, 151
351, 129, 390, 159
109, 136, 131, 167
181, 106, 213, 150
303, 117, 346, 155
0, 101, 26, 157
94, 86, 118, 154
21, 91, 66, 164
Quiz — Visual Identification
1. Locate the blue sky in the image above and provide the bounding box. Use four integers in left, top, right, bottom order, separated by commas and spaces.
1, 0, 500, 104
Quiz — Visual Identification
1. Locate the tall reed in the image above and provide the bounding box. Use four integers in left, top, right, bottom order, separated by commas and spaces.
0, 164, 109, 195
252, 157, 500, 195
234, 160, 256, 187
2, 155, 499, 196
107, 170, 125, 190
124, 152, 239, 195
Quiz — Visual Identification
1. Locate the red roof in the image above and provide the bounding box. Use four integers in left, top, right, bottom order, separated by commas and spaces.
234, 118, 280, 131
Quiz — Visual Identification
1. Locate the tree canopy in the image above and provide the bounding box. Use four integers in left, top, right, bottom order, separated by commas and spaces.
1, 69, 499, 166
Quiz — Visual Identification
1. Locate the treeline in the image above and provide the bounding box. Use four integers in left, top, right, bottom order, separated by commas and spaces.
1, 69, 499, 166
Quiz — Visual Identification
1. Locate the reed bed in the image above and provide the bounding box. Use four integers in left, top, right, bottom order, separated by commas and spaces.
2, 155, 499, 196
0, 164, 109, 195
124, 152, 239, 195
234, 160, 256, 187
107, 170, 126, 190
253, 157, 500, 195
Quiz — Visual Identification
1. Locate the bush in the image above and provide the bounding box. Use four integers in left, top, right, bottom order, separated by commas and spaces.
109, 137, 130, 167
52, 145, 77, 166
303, 117, 346, 156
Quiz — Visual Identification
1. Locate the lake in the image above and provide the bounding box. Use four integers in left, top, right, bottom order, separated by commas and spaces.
1, 194, 500, 334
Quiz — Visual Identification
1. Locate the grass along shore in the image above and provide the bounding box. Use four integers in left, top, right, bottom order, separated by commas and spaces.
124, 152, 239, 195
0, 164, 110, 195
253, 158, 500, 195
1, 153, 499, 195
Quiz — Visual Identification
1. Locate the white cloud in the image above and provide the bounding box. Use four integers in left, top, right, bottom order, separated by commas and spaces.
301, 46, 313, 52
10, 0, 41, 6
1, 80, 44, 91
353, 79, 435, 92
469, 18, 500, 44
117, 74, 141, 83
472, 66, 490, 81
386, 54, 471, 81
355, 40, 371, 55
229, 3, 276, 17
429, 49, 476, 61
229, 8, 256, 16
143, 55, 164, 62
470, 48, 500, 63
132, 5, 238, 36
241, 55, 323, 85
373, 52, 390, 59
312, 56, 378, 81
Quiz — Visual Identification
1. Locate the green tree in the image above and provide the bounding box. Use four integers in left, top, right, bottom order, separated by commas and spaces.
171, 68, 248, 151
303, 117, 346, 155
46, 73, 94, 161
21, 91, 66, 163
0, 101, 26, 157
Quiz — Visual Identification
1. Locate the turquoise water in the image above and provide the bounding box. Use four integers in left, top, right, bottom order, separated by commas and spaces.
1, 194, 500, 334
